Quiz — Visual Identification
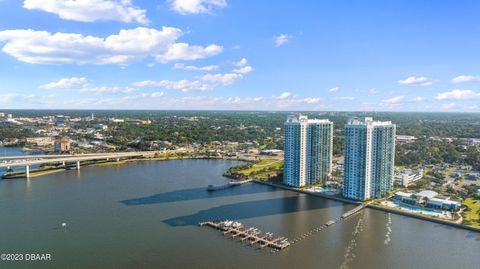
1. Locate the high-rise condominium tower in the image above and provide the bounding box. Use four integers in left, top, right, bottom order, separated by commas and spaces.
343, 117, 396, 201
283, 115, 333, 187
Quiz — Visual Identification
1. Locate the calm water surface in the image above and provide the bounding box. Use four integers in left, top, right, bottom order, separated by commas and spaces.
0, 159, 479, 269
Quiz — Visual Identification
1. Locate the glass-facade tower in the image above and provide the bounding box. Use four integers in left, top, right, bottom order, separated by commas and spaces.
284, 115, 333, 187
343, 117, 396, 200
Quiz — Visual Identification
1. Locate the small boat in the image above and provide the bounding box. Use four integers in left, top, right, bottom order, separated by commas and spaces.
325, 220, 336, 226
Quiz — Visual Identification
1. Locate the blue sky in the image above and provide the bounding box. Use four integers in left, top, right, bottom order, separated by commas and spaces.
0, 0, 479, 111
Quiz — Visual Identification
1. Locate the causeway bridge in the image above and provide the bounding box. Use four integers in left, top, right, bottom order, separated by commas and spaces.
0, 151, 170, 178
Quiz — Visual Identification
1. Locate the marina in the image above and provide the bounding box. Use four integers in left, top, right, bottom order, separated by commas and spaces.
199, 220, 291, 250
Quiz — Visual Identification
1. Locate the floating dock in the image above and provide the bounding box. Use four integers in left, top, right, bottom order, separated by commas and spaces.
199, 220, 290, 250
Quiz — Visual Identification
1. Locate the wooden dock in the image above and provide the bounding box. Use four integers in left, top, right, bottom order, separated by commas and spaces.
199, 220, 290, 250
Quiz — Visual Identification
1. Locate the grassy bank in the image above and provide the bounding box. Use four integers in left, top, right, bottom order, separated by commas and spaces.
463, 198, 480, 228
224, 158, 283, 181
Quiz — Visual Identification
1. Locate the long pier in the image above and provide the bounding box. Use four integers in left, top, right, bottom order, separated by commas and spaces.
290, 204, 367, 244
199, 220, 290, 250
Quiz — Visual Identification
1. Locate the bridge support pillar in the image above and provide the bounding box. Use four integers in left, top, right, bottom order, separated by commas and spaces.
76, 161, 81, 170
25, 165, 30, 178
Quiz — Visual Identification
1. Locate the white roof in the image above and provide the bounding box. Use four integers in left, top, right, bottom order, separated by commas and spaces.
416, 190, 439, 199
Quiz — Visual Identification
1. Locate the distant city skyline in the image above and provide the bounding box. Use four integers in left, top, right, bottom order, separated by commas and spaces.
1, 0, 480, 111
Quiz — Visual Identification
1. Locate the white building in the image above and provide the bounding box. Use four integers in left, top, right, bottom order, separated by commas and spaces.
343, 117, 396, 200
283, 115, 333, 187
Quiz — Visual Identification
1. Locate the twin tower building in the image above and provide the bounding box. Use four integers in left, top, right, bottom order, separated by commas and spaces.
284, 115, 396, 201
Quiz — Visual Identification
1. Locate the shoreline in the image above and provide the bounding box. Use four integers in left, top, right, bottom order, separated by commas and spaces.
4, 156, 478, 233
253, 180, 480, 233
1, 154, 249, 179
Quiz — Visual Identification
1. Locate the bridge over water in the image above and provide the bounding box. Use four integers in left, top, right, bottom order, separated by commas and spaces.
0, 151, 169, 178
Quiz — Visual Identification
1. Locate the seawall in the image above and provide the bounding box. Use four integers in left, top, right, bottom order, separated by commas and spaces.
253, 180, 480, 233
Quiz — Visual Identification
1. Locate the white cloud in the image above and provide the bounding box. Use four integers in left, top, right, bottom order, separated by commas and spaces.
40, 77, 89, 89
451, 75, 480, 84
397, 76, 436, 86
382, 96, 405, 104
328, 87, 339, 92
274, 34, 291, 47
0, 93, 53, 106
441, 103, 456, 109
232, 66, 254, 74
303, 97, 322, 104
155, 43, 223, 63
173, 63, 219, 71
410, 96, 427, 102
132, 79, 214, 92
0, 27, 222, 64
234, 58, 248, 67
80, 86, 137, 94
168, 0, 227, 15
201, 73, 243, 85
436, 89, 480, 100
140, 91, 164, 98
274, 92, 293, 99
338, 96, 354, 100
357, 88, 379, 94
23, 0, 149, 25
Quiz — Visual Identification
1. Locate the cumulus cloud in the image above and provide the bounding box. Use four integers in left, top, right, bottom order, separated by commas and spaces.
23, 0, 149, 24
168, 0, 227, 15
0, 27, 222, 64
441, 103, 456, 109
155, 43, 223, 63
436, 89, 480, 100
397, 76, 436, 86
40, 77, 140, 94
451, 75, 480, 84
173, 63, 219, 71
357, 88, 379, 94
338, 96, 354, 100
382, 96, 405, 105
40, 77, 89, 89
410, 96, 427, 102
273, 34, 291, 47
328, 87, 339, 92
274, 92, 293, 99
140, 91, 164, 98
232, 66, 254, 74
201, 73, 243, 85
303, 97, 322, 104
234, 58, 248, 67
132, 79, 214, 92
80, 86, 137, 94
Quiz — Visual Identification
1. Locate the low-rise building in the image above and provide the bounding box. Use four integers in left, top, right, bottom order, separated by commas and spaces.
396, 135, 417, 143
394, 168, 423, 186
26, 137, 54, 146
425, 196, 461, 211
55, 139, 71, 153
393, 190, 461, 211
393, 191, 417, 205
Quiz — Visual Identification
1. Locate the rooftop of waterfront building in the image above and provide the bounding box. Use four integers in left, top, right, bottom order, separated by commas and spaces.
346, 117, 393, 126
285, 115, 332, 124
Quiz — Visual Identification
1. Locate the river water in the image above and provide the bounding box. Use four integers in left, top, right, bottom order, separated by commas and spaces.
0, 159, 478, 269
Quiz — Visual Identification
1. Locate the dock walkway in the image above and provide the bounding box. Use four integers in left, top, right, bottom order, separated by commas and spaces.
199, 220, 290, 250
